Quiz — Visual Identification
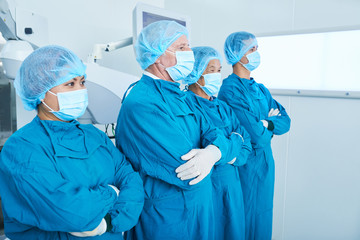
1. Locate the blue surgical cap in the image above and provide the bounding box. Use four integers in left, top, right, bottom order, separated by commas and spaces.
185, 46, 222, 84
134, 20, 189, 70
14, 45, 86, 111
224, 31, 258, 65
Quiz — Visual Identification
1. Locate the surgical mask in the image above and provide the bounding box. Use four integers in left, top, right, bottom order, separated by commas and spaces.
196, 73, 222, 96
42, 89, 88, 121
242, 51, 261, 71
165, 50, 195, 83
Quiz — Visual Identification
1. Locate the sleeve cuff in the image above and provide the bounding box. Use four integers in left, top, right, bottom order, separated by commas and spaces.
267, 120, 274, 131
104, 213, 113, 232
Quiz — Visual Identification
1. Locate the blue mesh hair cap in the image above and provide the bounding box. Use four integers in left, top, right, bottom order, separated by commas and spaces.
14, 45, 86, 111
185, 46, 222, 84
134, 20, 189, 70
224, 31, 258, 65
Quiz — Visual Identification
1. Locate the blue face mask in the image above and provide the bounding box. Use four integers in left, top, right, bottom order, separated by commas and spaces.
196, 73, 222, 97
242, 51, 261, 71
42, 89, 88, 121
165, 51, 195, 83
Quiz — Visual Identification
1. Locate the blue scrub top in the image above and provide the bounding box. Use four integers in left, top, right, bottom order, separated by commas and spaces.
188, 91, 252, 240
115, 75, 233, 240
218, 74, 291, 149
218, 73, 291, 240
188, 92, 252, 167
0, 116, 144, 240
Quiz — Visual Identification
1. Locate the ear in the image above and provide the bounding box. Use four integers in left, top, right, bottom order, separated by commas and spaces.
238, 55, 246, 64
155, 54, 164, 64
198, 76, 205, 86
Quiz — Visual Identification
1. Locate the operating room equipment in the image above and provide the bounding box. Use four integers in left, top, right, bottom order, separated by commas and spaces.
0, 1, 191, 128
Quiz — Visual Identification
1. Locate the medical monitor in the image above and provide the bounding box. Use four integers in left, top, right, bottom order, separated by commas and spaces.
133, 3, 191, 43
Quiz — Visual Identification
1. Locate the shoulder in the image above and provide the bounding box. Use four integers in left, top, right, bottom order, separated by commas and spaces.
255, 81, 269, 92
9, 117, 48, 146
221, 75, 236, 89
126, 76, 160, 98
256, 82, 273, 98
217, 99, 238, 117
0, 119, 51, 170
80, 123, 107, 140
217, 99, 232, 112
122, 80, 161, 110
219, 85, 248, 105
79, 124, 121, 154
220, 75, 247, 94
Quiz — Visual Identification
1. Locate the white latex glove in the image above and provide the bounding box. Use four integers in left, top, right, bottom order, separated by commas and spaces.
108, 184, 120, 197
268, 108, 281, 117
176, 145, 221, 185
70, 218, 107, 237
228, 157, 236, 165
261, 120, 269, 128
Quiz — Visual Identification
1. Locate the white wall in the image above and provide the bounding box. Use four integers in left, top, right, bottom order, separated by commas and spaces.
272, 95, 360, 240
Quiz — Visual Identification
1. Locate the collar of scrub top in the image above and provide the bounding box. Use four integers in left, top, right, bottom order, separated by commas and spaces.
232, 73, 264, 100
188, 91, 228, 128
143, 71, 161, 79
38, 116, 102, 158
143, 70, 185, 95
190, 90, 219, 110
142, 70, 188, 105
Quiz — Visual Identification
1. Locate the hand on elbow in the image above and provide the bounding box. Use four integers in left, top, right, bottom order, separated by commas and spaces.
261, 120, 269, 128
268, 108, 281, 117
175, 145, 221, 185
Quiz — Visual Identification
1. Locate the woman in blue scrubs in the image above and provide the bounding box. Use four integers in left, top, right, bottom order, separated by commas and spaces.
218, 32, 291, 240
0, 45, 144, 240
186, 46, 252, 240
116, 21, 238, 240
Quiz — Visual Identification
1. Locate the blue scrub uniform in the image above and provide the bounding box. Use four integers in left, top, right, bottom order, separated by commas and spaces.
116, 75, 233, 240
189, 92, 252, 240
0, 116, 144, 240
218, 73, 291, 240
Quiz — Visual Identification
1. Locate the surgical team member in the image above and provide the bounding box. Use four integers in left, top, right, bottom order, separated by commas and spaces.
218, 32, 291, 240
186, 46, 252, 240
116, 21, 241, 240
0, 46, 144, 240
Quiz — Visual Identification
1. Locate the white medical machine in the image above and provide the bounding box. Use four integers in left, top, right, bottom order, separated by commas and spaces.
0, 1, 191, 128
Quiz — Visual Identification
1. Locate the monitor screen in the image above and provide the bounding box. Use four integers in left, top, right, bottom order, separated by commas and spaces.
142, 12, 187, 29
133, 3, 191, 42
252, 29, 360, 92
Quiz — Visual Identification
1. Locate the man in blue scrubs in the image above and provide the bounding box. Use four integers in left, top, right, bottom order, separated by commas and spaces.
218, 32, 291, 240
116, 21, 242, 240
186, 46, 252, 239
